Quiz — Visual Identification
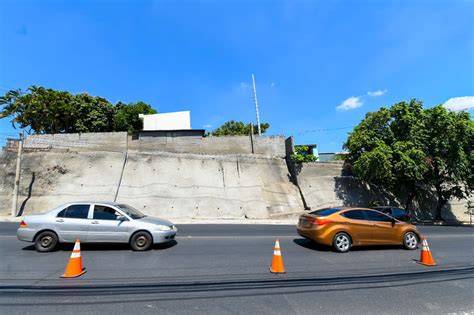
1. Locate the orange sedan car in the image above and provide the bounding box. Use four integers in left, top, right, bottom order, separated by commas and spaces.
297, 207, 421, 252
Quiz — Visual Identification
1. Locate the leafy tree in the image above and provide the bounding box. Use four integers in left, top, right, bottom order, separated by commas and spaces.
344, 99, 474, 221
72, 93, 115, 133
291, 145, 318, 163
209, 120, 270, 136
114, 101, 157, 133
344, 100, 429, 213
0, 86, 157, 134
420, 105, 474, 220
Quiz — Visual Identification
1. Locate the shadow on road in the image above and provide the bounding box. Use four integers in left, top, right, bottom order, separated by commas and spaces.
293, 238, 408, 252
22, 240, 178, 252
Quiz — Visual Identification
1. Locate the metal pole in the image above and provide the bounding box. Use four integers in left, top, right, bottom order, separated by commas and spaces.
251, 74, 262, 135
11, 131, 24, 217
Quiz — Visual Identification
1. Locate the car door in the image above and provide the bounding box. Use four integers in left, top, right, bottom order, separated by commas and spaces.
87, 204, 132, 243
365, 210, 397, 244
341, 210, 373, 244
54, 204, 92, 242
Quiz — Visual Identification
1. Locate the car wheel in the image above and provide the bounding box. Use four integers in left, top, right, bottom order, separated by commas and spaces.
333, 232, 351, 253
403, 232, 418, 250
34, 231, 58, 252
130, 231, 153, 251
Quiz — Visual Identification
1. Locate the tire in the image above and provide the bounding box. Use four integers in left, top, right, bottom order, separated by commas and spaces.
34, 231, 59, 252
130, 231, 153, 251
333, 232, 351, 253
403, 232, 418, 250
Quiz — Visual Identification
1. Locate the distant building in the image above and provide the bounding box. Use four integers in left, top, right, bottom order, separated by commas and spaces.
139, 111, 191, 131
137, 111, 205, 140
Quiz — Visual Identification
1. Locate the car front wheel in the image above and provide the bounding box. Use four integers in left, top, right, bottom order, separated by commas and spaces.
130, 231, 153, 251
35, 231, 59, 252
333, 232, 351, 253
403, 232, 418, 250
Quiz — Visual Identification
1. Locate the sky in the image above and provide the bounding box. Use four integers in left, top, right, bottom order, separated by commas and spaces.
0, 0, 473, 152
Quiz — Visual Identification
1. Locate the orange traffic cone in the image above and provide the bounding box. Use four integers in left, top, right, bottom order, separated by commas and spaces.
61, 239, 86, 278
416, 237, 437, 266
270, 239, 285, 274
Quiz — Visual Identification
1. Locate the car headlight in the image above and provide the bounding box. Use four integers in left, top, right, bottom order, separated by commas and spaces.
156, 224, 171, 231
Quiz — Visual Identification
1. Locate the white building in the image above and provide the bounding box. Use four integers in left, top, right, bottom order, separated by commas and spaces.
139, 111, 191, 131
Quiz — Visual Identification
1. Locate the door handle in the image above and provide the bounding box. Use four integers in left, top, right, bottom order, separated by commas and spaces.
56, 219, 64, 223
91, 221, 99, 224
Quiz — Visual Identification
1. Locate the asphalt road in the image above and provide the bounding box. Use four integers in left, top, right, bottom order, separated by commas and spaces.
0, 222, 473, 314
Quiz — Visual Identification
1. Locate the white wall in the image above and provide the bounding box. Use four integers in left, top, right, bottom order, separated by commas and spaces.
141, 111, 191, 130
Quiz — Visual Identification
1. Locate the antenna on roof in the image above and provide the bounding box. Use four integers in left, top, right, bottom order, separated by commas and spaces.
251, 74, 262, 136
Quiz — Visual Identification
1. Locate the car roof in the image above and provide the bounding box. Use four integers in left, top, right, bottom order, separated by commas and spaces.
61, 201, 122, 207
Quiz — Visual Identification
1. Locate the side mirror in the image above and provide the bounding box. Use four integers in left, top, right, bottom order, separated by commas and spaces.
391, 217, 396, 224
117, 215, 128, 221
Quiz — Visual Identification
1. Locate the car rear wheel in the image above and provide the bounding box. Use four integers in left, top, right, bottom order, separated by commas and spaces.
333, 232, 351, 253
403, 232, 418, 250
130, 231, 153, 251
34, 231, 58, 252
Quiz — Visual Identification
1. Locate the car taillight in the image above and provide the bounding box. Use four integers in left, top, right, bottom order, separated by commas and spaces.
20, 220, 27, 228
310, 219, 333, 225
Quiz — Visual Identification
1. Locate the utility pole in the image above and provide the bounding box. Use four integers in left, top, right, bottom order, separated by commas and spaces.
11, 131, 24, 217
251, 74, 262, 136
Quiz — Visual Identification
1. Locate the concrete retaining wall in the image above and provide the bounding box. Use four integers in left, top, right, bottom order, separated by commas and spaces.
0, 150, 303, 219
23, 132, 286, 157
297, 162, 472, 223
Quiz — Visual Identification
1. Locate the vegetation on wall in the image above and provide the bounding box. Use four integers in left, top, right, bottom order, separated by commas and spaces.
0, 86, 157, 134
344, 99, 474, 220
209, 120, 270, 136
290, 145, 318, 163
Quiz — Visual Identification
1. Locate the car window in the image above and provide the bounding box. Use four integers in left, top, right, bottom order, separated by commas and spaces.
392, 208, 406, 217
93, 205, 121, 220
366, 210, 393, 222
309, 208, 343, 216
64, 205, 90, 219
373, 207, 391, 214
57, 208, 66, 217
342, 210, 367, 220
116, 204, 146, 219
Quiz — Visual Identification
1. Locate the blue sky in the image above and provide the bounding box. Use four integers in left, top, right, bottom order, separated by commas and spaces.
1, 0, 473, 152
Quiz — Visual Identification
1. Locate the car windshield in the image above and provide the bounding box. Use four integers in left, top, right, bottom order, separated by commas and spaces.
309, 207, 344, 216
117, 204, 146, 219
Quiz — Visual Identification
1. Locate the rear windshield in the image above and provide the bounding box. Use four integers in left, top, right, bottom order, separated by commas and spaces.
308, 208, 343, 216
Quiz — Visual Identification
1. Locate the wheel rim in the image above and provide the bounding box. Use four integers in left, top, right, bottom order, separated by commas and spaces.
405, 233, 417, 249
136, 235, 148, 248
40, 236, 53, 248
336, 234, 350, 251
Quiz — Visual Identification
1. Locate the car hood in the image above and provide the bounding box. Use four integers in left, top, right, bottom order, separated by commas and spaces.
136, 216, 174, 226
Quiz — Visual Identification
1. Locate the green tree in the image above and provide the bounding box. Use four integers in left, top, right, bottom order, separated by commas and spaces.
114, 101, 157, 133
291, 145, 318, 163
420, 105, 474, 220
0, 86, 158, 134
344, 100, 429, 213
209, 120, 270, 136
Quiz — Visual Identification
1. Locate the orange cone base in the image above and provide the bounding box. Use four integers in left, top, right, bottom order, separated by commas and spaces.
61, 268, 87, 278
416, 261, 437, 267
269, 267, 286, 274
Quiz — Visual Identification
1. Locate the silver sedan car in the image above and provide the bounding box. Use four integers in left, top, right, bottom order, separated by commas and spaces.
17, 201, 177, 252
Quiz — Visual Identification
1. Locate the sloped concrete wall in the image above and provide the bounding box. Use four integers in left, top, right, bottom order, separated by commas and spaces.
297, 162, 472, 223
0, 150, 303, 219
116, 152, 302, 219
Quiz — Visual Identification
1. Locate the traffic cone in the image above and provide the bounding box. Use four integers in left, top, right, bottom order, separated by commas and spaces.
61, 239, 86, 278
270, 239, 285, 274
416, 237, 437, 266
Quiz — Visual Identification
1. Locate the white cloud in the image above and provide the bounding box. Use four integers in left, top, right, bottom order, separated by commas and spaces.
443, 96, 474, 111
203, 124, 212, 128
239, 82, 250, 90
336, 96, 363, 111
367, 89, 387, 97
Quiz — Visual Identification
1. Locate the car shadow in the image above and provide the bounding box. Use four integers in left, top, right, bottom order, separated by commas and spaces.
22, 240, 178, 252
293, 238, 408, 252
